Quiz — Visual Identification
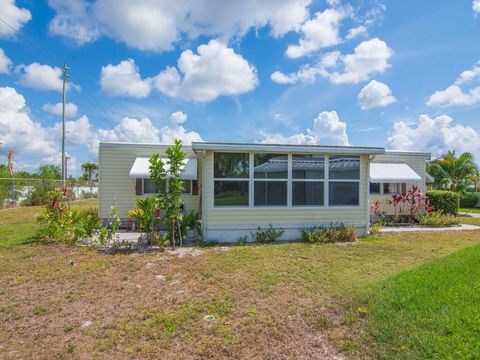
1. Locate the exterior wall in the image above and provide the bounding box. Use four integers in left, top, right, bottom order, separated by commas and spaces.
370, 152, 429, 216
98, 143, 200, 219
202, 151, 371, 242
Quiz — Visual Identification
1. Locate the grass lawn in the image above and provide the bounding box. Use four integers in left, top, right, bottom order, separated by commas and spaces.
1, 200, 480, 358
366, 245, 480, 359
460, 207, 480, 214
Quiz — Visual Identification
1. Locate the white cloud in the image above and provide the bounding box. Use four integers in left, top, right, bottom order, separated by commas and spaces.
17, 63, 63, 91
48, 0, 312, 52
271, 51, 340, 84
329, 38, 393, 84
427, 61, 480, 107
258, 111, 349, 146
0, 87, 57, 158
42, 102, 78, 117
47, 0, 100, 45
91, 114, 203, 155
170, 111, 188, 124
154, 40, 258, 102
286, 7, 351, 58
100, 59, 151, 98
357, 80, 396, 110
50, 115, 93, 145
346, 25, 367, 40
0, 48, 12, 74
474, 0, 480, 14
387, 114, 480, 159
0, 0, 31, 38
272, 38, 393, 85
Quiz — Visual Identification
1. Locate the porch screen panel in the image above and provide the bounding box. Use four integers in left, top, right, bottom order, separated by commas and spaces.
213, 152, 249, 207
328, 156, 360, 206
292, 154, 325, 206
253, 153, 287, 206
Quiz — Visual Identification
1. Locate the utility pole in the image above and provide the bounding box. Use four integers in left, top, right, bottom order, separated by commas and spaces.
61, 63, 69, 187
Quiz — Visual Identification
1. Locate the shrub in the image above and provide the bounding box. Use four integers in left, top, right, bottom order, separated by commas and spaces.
414, 211, 459, 227
250, 225, 284, 243
301, 224, 357, 243
460, 192, 479, 208
37, 189, 100, 244
426, 190, 460, 215
369, 222, 385, 236
181, 210, 201, 235
127, 197, 157, 232
236, 235, 249, 245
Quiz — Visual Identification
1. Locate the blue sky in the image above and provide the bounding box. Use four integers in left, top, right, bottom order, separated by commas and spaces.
0, 0, 480, 175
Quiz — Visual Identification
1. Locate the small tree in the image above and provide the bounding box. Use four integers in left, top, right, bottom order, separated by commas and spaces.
149, 140, 186, 249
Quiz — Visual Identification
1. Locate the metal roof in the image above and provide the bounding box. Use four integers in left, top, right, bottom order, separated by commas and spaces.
192, 142, 385, 155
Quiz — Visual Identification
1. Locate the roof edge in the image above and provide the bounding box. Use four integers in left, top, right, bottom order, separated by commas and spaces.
191, 142, 385, 155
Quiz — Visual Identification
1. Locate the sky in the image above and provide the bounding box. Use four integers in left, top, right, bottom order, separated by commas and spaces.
0, 0, 480, 176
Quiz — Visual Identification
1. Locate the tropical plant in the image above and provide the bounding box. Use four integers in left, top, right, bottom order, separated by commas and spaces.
386, 193, 405, 223
127, 197, 157, 233
181, 210, 201, 235
81, 162, 99, 185
370, 200, 385, 224
427, 151, 479, 192
149, 139, 187, 249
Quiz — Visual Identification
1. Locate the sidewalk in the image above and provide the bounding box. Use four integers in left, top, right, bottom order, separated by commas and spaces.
381, 224, 480, 233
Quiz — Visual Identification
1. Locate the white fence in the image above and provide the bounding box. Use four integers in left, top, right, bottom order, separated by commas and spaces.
0, 178, 98, 208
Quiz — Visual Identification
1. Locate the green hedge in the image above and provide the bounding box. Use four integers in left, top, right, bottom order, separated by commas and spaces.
426, 190, 460, 215
460, 192, 480, 208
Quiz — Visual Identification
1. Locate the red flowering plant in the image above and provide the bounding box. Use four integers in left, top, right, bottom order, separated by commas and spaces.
386, 193, 405, 223
370, 200, 386, 224
405, 185, 434, 222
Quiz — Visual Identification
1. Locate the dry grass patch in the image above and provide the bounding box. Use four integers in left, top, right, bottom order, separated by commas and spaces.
1, 203, 480, 358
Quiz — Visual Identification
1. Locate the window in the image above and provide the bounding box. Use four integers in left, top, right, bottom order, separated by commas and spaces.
254, 153, 287, 206
182, 180, 191, 194
383, 183, 407, 195
292, 154, 324, 206
214, 152, 249, 206
328, 156, 360, 206
370, 182, 381, 194
143, 179, 156, 194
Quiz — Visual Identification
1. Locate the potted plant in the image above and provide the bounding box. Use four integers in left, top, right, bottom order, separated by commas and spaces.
182, 210, 201, 238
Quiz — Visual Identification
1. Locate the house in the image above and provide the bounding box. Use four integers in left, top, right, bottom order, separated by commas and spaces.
98, 142, 430, 242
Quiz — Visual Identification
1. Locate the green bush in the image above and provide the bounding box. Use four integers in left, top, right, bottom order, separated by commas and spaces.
301, 224, 357, 243
426, 190, 460, 215
250, 224, 284, 243
460, 192, 479, 208
37, 190, 100, 244
414, 211, 459, 227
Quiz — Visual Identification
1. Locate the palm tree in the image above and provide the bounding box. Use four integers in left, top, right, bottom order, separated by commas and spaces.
81, 162, 98, 186
427, 151, 479, 192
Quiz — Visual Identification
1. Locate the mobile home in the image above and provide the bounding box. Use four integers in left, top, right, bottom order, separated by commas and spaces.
99, 142, 429, 242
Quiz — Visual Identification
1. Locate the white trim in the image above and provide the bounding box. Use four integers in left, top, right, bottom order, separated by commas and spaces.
192, 142, 385, 155
325, 154, 329, 207
287, 153, 292, 207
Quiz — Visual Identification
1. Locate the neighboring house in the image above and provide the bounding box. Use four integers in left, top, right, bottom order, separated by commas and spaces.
99, 142, 429, 242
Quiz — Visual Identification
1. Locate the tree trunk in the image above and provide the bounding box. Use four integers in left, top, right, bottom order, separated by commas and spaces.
171, 218, 176, 250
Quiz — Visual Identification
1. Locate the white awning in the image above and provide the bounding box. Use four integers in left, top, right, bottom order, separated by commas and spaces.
370, 163, 421, 183
129, 157, 197, 180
